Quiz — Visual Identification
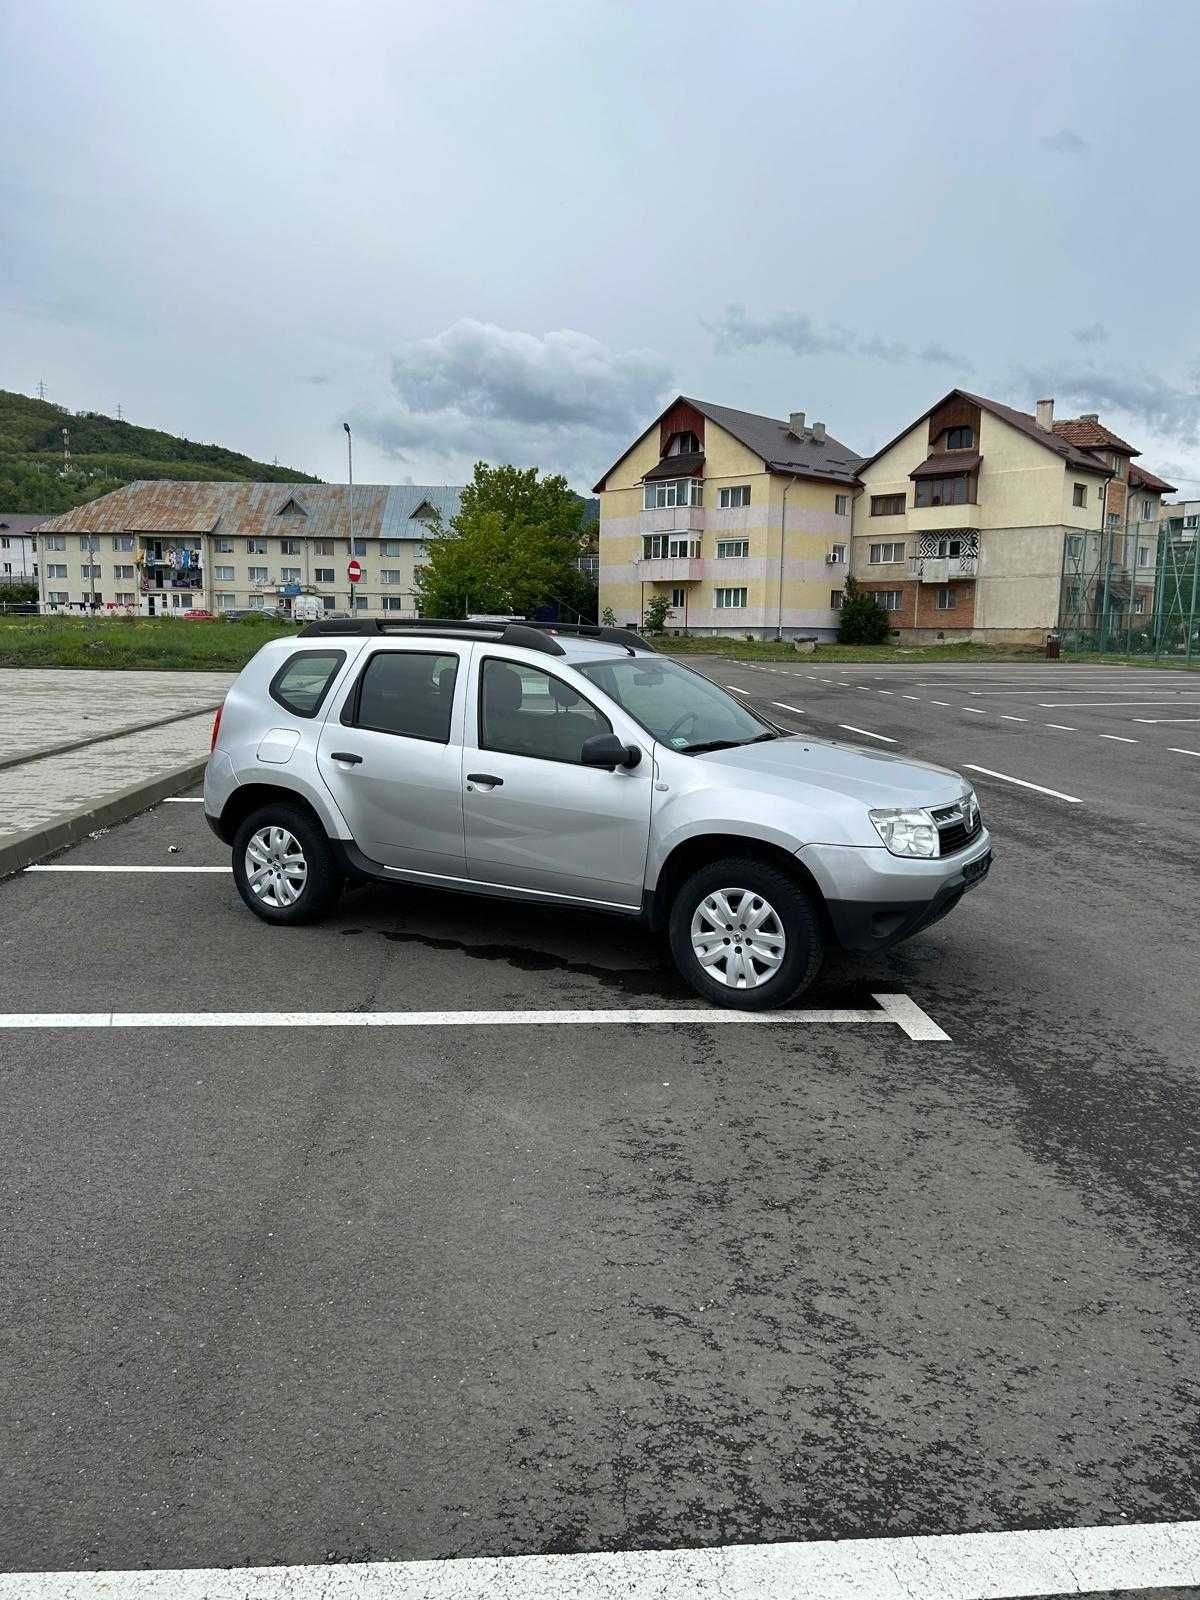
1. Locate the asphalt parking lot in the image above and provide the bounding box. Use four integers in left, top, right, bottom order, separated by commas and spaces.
2, 661, 1199, 1595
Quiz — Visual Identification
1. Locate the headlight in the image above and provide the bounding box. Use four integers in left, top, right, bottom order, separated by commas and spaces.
869, 806, 939, 858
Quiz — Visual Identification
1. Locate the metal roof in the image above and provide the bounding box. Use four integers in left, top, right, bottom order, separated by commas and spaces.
37, 481, 464, 541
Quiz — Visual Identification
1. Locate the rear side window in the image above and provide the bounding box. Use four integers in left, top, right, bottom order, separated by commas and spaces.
268, 650, 346, 717
351, 651, 459, 743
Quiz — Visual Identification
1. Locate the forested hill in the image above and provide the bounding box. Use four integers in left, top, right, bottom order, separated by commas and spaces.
0, 389, 320, 513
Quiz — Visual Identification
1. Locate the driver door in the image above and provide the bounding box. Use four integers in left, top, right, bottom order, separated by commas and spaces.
461, 654, 653, 909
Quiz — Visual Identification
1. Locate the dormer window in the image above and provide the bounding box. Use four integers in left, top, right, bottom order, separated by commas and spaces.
946, 426, 974, 450
277, 496, 307, 517
665, 430, 701, 457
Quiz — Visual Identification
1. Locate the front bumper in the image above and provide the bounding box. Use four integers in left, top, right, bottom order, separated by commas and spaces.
799, 828, 993, 954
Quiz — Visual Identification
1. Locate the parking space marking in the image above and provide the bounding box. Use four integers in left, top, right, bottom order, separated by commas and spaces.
8, 1517, 1199, 1599
770, 702, 806, 716
929, 699, 951, 706
1099, 734, 1138, 743
725, 685, 750, 694
1000, 715, 1027, 722
1044, 723, 1076, 731
1169, 747, 1200, 758
0, 993, 950, 1039
25, 865, 232, 874
838, 724, 897, 743
162, 796, 205, 803
1036, 699, 1200, 708
964, 764, 1082, 803
1133, 716, 1200, 724
962, 706, 987, 714
902, 694, 921, 700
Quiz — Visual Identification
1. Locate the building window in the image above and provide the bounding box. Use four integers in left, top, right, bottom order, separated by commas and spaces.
247, 538, 267, 554
81, 563, 101, 578
248, 593, 266, 609
829, 543, 846, 564
215, 565, 235, 581
831, 589, 844, 609
1066, 533, 1085, 559
79, 536, 95, 551
870, 493, 905, 516
315, 567, 335, 583
216, 593, 237, 609
718, 485, 750, 508
914, 476, 969, 507
380, 541, 403, 557
313, 540, 334, 556
870, 590, 903, 611
352, 539, 368, 556
713, 587, 747, 609
642, 535, 700, 559
46, 563, 67, 579
380, 595, 410, 611
716, 539, 749, 558
321, 595, 337, 610
935, 537, 962, 557
1185, 515, 1199, 530
1137, 544, 1152, 567
936, 586, 956, 610
946, 426, 974, 450
643, 478, 702, 510
214, 538, 234, 553
280, 538, 301, 555
670, 587, 686, 607
248, 566, 268, 584
114, 592, 135, 606
1107, 513, 1120, 529
1073, 483, 1087, 508
868, 541, 905, 564
44, 535, 65, 550
280, 567, 301, 583
112, 535, 135, 551
114, 564, 135, 580
834, 494, 850, 516
1142, 498, 1154, 520
380, 569, 403, 584
1134, 594, 1146, 614
48, 591, 69, 604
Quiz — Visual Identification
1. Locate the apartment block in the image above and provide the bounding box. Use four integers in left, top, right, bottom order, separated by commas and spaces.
0, 513, 42, 581
34, 481, 462, 617
595, 396, 859, 639
850, 390, 1174, 644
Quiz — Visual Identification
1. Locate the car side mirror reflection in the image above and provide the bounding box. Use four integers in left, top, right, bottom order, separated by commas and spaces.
580, 734, 641, 771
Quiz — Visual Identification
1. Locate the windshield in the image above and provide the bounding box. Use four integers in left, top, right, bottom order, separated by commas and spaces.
576, 656, 779, 752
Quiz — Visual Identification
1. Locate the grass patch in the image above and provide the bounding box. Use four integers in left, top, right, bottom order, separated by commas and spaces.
0, 615, 301, 671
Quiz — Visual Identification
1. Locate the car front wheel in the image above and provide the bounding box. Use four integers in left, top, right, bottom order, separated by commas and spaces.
232, 803, 344, 925
668, 856, 823, 1010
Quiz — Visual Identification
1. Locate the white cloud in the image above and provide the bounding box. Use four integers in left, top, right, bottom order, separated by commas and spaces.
707, 304, 973, 372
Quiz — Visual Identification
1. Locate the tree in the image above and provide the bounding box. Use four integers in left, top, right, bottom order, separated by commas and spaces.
414, 462, 591, 619
642, 593, 673, 634
837, 575, 892, 644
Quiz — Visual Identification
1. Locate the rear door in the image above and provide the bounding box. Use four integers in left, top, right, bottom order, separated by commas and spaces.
460, 653, 653, 908
317, 641, 469, 877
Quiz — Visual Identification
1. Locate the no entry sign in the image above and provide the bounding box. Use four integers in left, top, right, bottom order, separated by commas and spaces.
347, 558, 362, 584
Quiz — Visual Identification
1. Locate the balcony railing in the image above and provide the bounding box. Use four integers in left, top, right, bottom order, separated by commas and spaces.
908, 554, 977, 583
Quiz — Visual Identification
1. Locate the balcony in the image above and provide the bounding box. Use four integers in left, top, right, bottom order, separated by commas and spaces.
639, 506, 705, 535
906, 501, 982, 532
908, 554, 978, 583
638, 557, 704, 583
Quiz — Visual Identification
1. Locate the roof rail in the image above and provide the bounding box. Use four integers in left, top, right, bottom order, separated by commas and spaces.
295, 617, 656, 656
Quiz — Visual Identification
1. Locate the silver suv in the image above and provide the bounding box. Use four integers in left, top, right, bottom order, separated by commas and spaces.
204, 620, 991, 1010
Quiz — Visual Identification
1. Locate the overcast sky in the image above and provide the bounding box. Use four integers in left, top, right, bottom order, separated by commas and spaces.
3, 0, 1198, 495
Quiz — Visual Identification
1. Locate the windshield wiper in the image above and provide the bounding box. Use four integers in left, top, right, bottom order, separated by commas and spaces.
679, 731, 780, 754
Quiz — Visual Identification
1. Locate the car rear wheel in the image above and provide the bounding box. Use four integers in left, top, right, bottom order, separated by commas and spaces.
668, 856, 823, 1010
232, 803, 343, 925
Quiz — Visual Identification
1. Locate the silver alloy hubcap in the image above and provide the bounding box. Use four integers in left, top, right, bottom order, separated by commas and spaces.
690, 886, 786, 989
245, 825, 308, 909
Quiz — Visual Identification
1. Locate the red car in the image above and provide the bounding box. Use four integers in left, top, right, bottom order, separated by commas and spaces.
182, 609, 217, 621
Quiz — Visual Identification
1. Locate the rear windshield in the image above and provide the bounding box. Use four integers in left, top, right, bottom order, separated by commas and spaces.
575, 656, 776, 752
268, 650, 346, 717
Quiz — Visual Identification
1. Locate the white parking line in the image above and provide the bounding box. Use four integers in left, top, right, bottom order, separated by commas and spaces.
839, 724, 897, 743
929, 700, 951, 706
162, 796, 205, 803
1099, 734, 1137, 743
8, 1518, 1199, 1599
962, 706, 987, 714
1044, 723, 1076, 731
1133, 716, 1200, 724
770, 702, 806, 716
1037, 699, 1200, 708
1000, 715, 1027, 722
725, 685, 749, 694
876, 689, 893, 695
25, 865, 232, 874
902, 694, 920, 701
1169, 747, 1200, 758
0, 993, 950, 1040
964, 764, 1082, 803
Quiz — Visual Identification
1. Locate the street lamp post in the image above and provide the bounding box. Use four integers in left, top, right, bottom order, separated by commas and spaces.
343, 422, 355, 614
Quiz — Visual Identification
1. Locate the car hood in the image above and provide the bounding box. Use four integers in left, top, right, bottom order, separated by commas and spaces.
687, 734, 967, 809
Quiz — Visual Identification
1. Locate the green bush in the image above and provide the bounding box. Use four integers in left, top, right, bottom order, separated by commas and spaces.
837, 576, 892, 645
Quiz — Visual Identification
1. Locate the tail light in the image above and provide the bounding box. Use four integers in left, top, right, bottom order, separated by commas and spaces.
211, 700, 225, 752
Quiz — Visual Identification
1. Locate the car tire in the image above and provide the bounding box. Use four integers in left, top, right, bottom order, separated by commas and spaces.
232, 803, 344, 925
668, 856, 823, 1010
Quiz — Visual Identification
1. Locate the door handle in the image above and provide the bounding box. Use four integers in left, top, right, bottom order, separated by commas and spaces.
329, 751, 363, 765
466, 772, 503, 787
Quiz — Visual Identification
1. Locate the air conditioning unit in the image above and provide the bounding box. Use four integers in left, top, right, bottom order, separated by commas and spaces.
826, 551, 845, 564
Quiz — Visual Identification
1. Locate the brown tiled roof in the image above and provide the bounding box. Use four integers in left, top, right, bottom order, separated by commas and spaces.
910, 452, 982, 479
1052, 417, 1139, 455
856, 389, 1114, 478
1129, 463, 1177, 493
644, 451, 705, 481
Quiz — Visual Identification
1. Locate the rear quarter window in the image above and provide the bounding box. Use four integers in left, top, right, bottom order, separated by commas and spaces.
268, 649, 346, 717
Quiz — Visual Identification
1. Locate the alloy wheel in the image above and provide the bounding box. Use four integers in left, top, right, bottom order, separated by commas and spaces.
689, 886, 786, 989
244, 825, 308, 909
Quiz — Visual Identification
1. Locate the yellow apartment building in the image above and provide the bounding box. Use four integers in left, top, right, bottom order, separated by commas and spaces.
594, 396, 860, 639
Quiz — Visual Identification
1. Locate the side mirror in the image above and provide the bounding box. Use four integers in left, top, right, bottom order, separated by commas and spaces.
581, 733, 641, 770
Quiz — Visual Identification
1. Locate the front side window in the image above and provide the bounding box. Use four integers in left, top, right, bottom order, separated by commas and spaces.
869, 542, 905, 564
870, 494, 905, 516
576, 656, 776, 754
351, 651, 458, 741
643, 478, 702, 510
714, 586, 747, 609
269, 650, 347, 718
480, 658, 610, 764
718, 485, 750, 508
716, 539, 749, 558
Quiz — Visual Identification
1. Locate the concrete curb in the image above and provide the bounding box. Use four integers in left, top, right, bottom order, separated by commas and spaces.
0, 704, 223, 775
0, 758, 210, 879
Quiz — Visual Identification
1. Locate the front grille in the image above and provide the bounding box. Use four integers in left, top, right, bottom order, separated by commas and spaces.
934, 809, 982, 855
